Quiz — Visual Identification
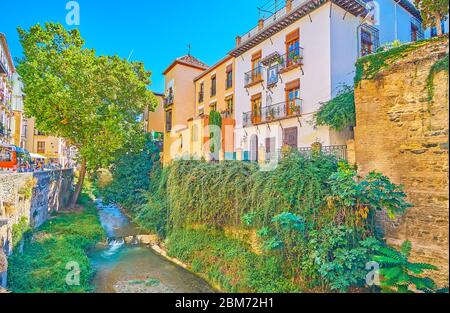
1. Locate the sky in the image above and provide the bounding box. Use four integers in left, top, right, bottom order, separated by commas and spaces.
0, 0, 270, 93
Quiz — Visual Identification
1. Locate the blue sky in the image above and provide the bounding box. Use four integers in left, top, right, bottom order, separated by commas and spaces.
0, 0, 268, 93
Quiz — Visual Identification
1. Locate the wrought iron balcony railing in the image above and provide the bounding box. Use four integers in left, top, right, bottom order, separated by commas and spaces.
164, 95, 174, 107
244, 66, 264, 87
265, 145, 348, 163
277, 48, 304, 72
243, 98, 302, 127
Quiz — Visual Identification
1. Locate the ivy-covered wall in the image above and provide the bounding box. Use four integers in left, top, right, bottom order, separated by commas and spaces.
354, 36, 449, 287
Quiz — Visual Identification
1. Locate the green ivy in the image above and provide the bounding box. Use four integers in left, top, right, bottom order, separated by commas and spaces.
208, 110, 222, 157
314, 85, 355, 131
426, 53, 449, 102
354, 37, 446, 85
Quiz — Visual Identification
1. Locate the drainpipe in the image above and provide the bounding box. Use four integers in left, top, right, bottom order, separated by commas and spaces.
394, 0, 401, 41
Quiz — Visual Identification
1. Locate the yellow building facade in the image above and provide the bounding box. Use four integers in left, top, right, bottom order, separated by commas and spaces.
162, 55, 209, 165
192, 56, 236, 160
144, 92, 165, 139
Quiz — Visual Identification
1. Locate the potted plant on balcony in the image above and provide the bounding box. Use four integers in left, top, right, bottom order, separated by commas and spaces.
289, 102, 301, 115
267, 107, 276, 121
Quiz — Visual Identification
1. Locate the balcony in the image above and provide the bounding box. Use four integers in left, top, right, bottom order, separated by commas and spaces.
164, 95, 174, 107
243, 98, 302, 127
244, 66, 264, 88
277, 48, 304, 73
267, 145, 348, 163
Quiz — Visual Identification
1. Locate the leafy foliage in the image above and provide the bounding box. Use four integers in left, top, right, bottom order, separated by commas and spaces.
315, 86, 355, 131
165, 152, 338, 230
12, 217, 32, 249
8, 193, 105, 293
98, 134, 160, 209
414, 0, 449, 35
17, 22, 157, 205
208, 110, 222, 158
161, 154, 411, 292
95, 135, 167, 236
374, 241, 439, 293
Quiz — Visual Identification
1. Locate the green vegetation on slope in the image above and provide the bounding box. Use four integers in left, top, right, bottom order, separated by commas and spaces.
7, 193, 105, 293
355, 36, 448, 85
167, 227, 299, 293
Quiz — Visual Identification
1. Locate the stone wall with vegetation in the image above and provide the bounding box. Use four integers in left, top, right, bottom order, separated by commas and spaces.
0, 170, 73, 288
354, 37, 449, 286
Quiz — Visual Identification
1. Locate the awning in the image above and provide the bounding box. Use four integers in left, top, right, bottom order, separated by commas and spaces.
30, 153, 47, 160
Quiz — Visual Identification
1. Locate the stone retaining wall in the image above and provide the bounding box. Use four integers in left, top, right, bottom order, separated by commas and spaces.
0, 169, 73, 288
354, 38, 449, 287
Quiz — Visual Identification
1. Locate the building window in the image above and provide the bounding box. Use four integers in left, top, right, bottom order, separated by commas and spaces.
431, 21, 446, 37
265, 137, 276, 154
359, 24, 379, 57
410, 18, 424, 42
285, 79, 301, 116
37, 141, 46, 153
199, 82, 204, 103
210, 102, 217, 112
361, 29, 373, 56
191, 124, 198, 142
165, 110, 172, 132
285, 29, 300, 66
226, 65, 233, 89
226, 97, 234, 116
251, 93, 262, 124
211, 75, 217, 97
251, 51, 262, 81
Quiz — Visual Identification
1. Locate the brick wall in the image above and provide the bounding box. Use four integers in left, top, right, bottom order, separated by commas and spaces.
354, 38, 449, 287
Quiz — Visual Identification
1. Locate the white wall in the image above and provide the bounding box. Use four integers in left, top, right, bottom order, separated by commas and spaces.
234, 4, 335, 151
330, 5, 359, 96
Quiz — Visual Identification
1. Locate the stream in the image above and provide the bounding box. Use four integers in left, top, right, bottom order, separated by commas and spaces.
89, 200, 216, 293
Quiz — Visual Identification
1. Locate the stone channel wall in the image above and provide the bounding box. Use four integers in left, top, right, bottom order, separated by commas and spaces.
354, 38, 449, 287
0, 169, 73, 287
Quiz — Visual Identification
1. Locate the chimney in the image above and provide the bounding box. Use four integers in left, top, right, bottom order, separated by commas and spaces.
286, 0, 292, 13
236, 36, 241, 46
258, 19, 264, 31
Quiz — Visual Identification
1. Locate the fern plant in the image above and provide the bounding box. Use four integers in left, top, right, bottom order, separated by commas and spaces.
374, 241, 438, 293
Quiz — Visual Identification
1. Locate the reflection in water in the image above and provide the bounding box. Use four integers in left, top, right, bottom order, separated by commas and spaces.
90, 200, 215, 293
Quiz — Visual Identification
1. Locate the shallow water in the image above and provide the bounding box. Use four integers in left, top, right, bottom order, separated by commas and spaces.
90, 200, 215, 293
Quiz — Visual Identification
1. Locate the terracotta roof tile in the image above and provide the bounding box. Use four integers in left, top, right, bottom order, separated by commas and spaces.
176, 55, 209, 69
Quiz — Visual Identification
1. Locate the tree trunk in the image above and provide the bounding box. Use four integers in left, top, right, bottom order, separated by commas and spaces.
435, 14, 443, 36
70, 157, 87, 208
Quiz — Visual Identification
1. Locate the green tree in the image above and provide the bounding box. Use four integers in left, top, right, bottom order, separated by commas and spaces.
208, 110, 222, 161
17, 23, 157, 207
414, 0, 449, 36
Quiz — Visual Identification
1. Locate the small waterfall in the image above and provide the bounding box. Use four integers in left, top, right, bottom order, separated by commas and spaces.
102, 238, 125, 257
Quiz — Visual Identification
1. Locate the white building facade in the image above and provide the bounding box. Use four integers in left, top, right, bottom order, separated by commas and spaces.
0, 33, 15, 145
230, 0, 424, 162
